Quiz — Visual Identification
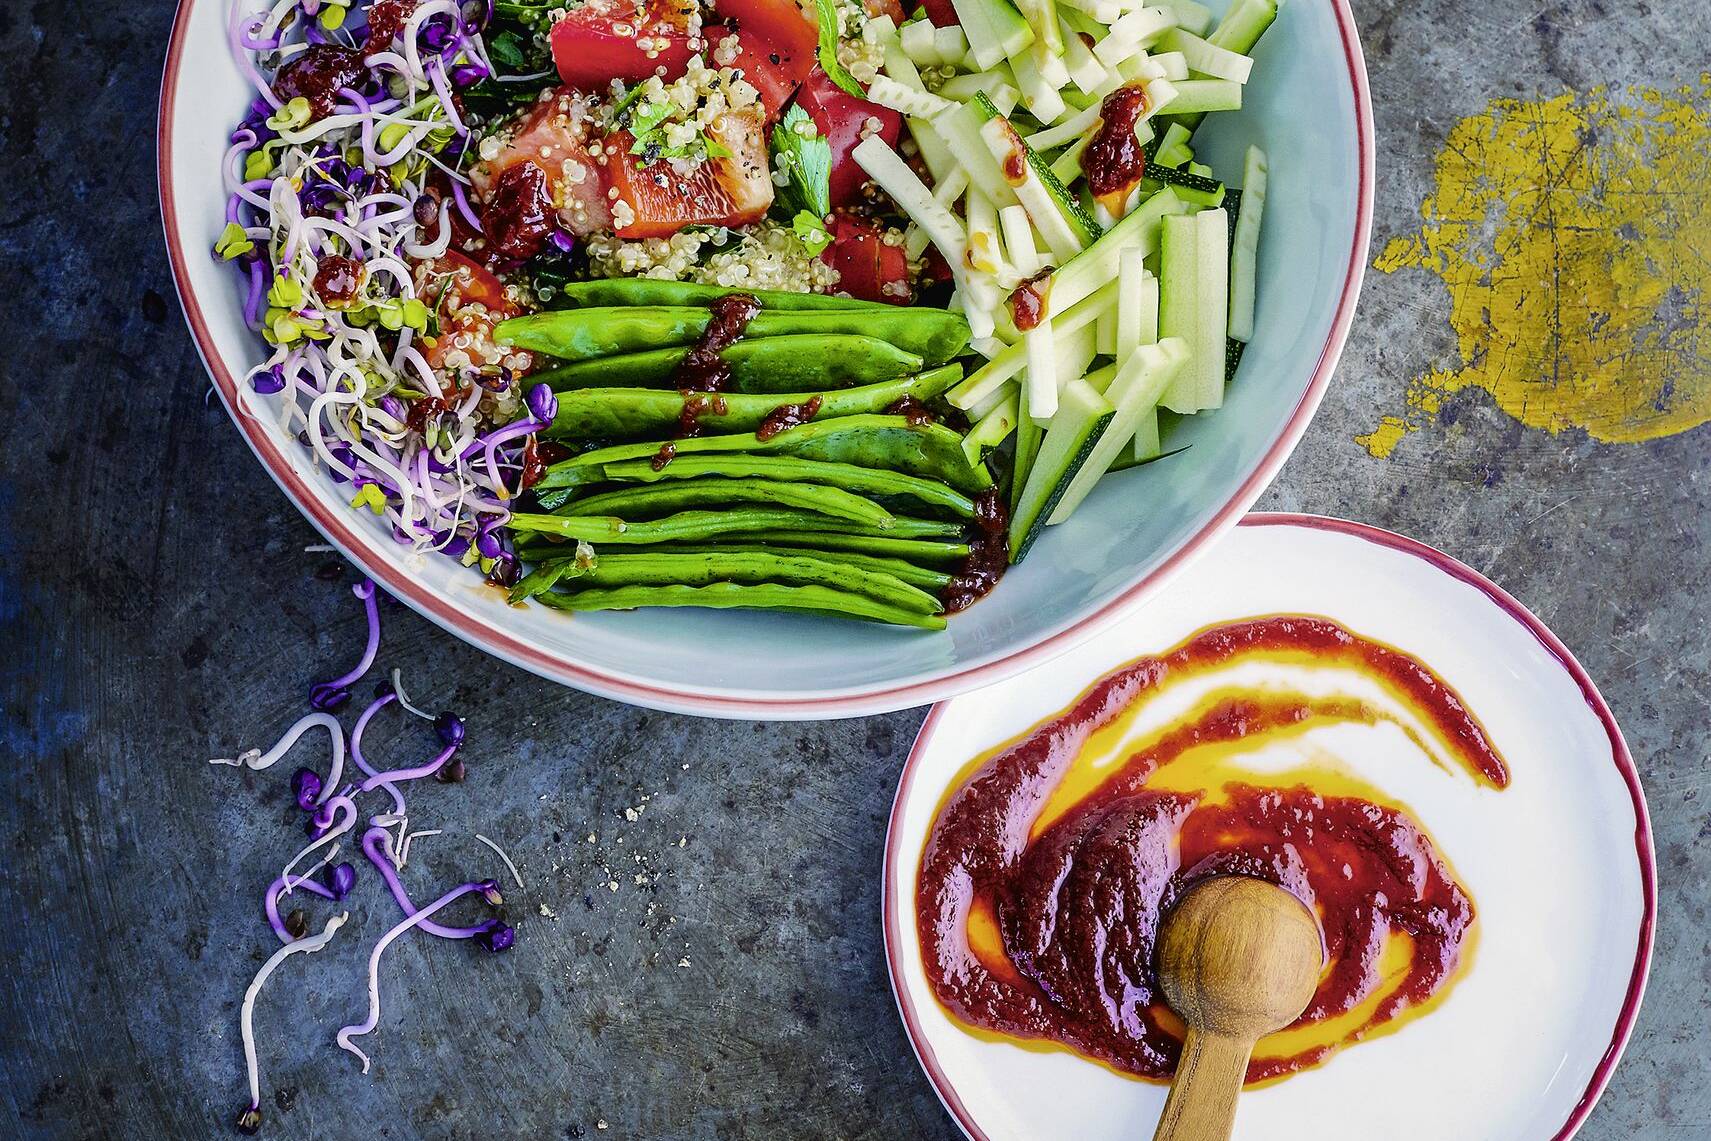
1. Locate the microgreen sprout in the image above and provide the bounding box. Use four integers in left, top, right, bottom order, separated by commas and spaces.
336, 880, 498, 1072
219, 564, 520, 1128
209, 711, 345, 809
224, 0, 547, 572
239, 911, 349, 1133
309, 580, 381, 710
358, 825, 492, 939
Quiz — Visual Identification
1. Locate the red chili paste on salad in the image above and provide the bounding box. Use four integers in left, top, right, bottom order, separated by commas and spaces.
313, 255, 364, 306
1083, 85, 1150, 210
917, 616, 1508, 1083
273, 45, 368, 119
363, 0, 420, 52
755, 395, 823, 441
886, 396, 937, 425
483, 162, 558, 261
940, 488, 1008, 613
1008, 270, 1052, 332
674, 293, 762, 393
676, 392, 730, 438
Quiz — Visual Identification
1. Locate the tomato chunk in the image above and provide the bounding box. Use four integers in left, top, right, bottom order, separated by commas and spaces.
715, 0, 818, 66
469, 90, 613, 238
704, 0, 817, 117
918, 0, 959, 26
606, 107, 775, 237
414, 252, 530, 374
722, 29, 813, 116
821, 214, 912, 304
550, 0, 700, 88
795, 67, 903, 207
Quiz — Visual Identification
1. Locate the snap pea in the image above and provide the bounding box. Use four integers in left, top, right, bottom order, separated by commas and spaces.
533, 581, 947, 630
556, 478, 894, 528
508, 507, 958, 544
546, 365, 963, 440
498, 307, 970, 365
706, 531, 971, 562
532, 335, 924, 393
598, 455, 976, 518
536, 415, 993, 495
514, 551, 940, 614
548, 279, 906, 312
664, 544, 955, 590
510, 558, 581, 601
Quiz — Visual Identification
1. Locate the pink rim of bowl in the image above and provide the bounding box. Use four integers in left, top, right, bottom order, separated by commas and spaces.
157, 1, 1375, 719
882, 512, 1658, 1141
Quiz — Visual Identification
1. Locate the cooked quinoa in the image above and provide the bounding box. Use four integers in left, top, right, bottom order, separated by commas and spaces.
586, 221, 843, 293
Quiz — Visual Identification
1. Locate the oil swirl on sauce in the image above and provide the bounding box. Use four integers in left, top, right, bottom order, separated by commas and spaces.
917, 616, 1509, 1084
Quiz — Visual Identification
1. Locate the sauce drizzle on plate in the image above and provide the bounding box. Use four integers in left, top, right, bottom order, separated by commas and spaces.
916, 615, 1509, 1084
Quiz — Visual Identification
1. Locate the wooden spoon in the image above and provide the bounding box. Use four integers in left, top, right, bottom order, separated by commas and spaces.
1150, 876, 1324, 1141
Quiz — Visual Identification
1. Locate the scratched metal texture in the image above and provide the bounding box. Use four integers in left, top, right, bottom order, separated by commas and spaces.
0, 0, 1704, 1136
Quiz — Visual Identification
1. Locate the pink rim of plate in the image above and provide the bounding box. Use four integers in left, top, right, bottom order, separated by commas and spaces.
882, 512, 1658, 1141
156, 0, 1375, 718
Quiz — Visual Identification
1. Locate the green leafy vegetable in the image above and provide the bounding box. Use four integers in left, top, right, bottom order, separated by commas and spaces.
771, 104, 832, 220
792, 210, 832, 255
486, 29, 529, 69
812, 0, 866, 98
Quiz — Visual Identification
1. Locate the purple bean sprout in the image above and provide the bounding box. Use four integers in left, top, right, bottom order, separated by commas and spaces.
239, 912, 347, 1135
359, 826, 490, 939
309, 579, 381, 710
336, 880, 500, 1072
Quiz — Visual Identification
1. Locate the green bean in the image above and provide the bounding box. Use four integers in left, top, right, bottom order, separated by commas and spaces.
546, 365, 963, 440
498, 307, 970, 365
556, 478, 894, 528
532, 581, 947, 629
533, 335, 924, 393
536, 415, 992, 495
510, 560, 571, 601
707, 531, 971, 562
549, 279, 907, 312
509, 507, 958, 544
516, 551, 940, 614
598, 455, 975, 517
664, 544, 955, 590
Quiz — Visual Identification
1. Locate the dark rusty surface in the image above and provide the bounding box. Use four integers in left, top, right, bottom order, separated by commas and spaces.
1, 0, 1706, 1137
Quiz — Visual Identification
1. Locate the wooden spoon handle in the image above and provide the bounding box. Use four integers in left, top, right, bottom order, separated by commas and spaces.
1150, 1029, 1255, 1141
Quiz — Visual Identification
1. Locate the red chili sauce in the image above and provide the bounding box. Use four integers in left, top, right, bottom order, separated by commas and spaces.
272, 45, 367, 120
886, 396, 937, 426
917, 616, 1508, 1083
1008, 270, 1051, 332
363, 0, 420, 52
1082, 85, 1150, 212
754, 395, 823, 441
483, 162, 557, 261
941, 488, 1008, 613
312, 254, 364, 305
673, 293, 762, 393
676, 391, 730, 438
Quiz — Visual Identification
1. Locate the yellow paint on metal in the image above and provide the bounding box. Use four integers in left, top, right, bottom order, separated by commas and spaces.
1365, 81, 1711, 456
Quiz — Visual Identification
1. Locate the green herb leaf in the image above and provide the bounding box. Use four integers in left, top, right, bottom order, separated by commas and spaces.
791, 210, 833, 256
488, 29, 528, 69
812, 0, 867, 99
771, 104, 833, 220
704, 134, 732, 160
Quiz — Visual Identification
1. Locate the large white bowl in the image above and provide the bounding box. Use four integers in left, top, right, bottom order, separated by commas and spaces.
159, 0, 1373, 718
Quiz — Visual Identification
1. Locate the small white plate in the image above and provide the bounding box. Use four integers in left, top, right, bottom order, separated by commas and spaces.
884, 514, 1654, 1141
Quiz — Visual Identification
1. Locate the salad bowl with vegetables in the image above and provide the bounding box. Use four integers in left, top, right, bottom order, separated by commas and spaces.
160, 0, 1371, 716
